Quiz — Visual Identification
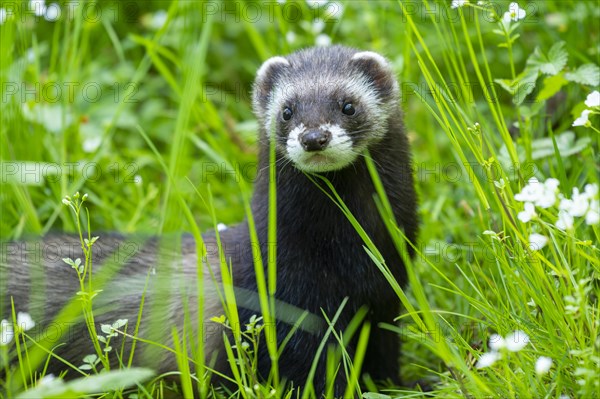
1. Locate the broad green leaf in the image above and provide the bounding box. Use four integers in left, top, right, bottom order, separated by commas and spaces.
537, 73, 568, 102
527, 41, 568, 75
564, 63, 600, 86
530, 131, 591, 160
495, 68, 539, 104
16, 368, 154, 398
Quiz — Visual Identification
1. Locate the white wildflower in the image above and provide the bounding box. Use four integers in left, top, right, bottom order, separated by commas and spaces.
306, 0, 328, 8
514, 177, 558, 208
489, 334, 506, 351
586, 200, 599, 225
476, 351, 500, 368
503, 2, 526, 22
584, 90, 600, 108
133, 175, 142, 185
326, 2, 344, 19
82, 136, 102, 153
451, 0, 468, 8
517, 202, 536, 223
529, 233, 548, 251
572, 109, 591, 127
17, 312, 36, 331
44, 3, 60, 21
315, 34, 331, 47
149, 10, 167, 30
560, 188, 589, 217
514, 177, 543, 202
505, 330, 529, 352
217, 223, 228, 232
583, 183, 598, 197
312, 18, 325, 34
556, 209, 574, 230
285, 31, 297, 44
535, 356, 553, 375
30, 0, 46, 16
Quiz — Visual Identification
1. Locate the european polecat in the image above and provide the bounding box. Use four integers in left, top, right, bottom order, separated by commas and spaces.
1, 46, 418, 396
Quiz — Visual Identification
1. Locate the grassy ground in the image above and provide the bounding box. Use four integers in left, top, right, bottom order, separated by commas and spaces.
1, 0, 599, 398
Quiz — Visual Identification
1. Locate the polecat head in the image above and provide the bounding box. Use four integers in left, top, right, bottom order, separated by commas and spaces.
252, 46, 400, 173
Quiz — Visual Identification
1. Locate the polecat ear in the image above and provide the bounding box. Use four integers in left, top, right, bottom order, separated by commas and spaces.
252, 56, 291, 114
350, 51, 397, 98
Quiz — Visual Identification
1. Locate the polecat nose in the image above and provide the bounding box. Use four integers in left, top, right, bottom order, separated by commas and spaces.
300, 130, 331, 152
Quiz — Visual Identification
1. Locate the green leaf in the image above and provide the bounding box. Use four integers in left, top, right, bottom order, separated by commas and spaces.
100, 324, 112, 335
495, 67, 539, 104
527, 41, 568, 75
564, 63, 600, 86
513, 68, 540, 104
537, 73, 568, 102
15, 368, 155, 398
82, 354, 98, 364
530, 131, 591, 159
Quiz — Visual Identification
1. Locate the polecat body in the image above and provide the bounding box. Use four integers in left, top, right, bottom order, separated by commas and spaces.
1, 46, 417, 395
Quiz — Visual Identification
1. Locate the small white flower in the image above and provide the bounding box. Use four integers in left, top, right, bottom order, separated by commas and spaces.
315, 34, 331, 47
17, 312, 36, 331
1, 319, 14, 346
44, 3, 60, 21
556, 209, 574, 230
565, 188, 590, 217
514, 178, 543, 202
584, 90, 600, 108
150, 10, 167, 30
505, 330, 529, 352
583, 183, 598, 197
82, 136, 102, 153
30, 0, 46, 16
529, 233, 548, 251
586, 200, 599, 225
0, 8, 7, 24
544, 178, 560, 191
326, 2, 344, 19
503, 2, 526, 22
133, 175, 142, 185
489, 334, 506, 351
535, 356, 553, 375
517, 202, 536, 223
285, 31, 297, 44
312, 18, 325, 34
306, 0, 328, 8
572, 109, 591, 127
514, 177, 558, 209
476, 351, 500, 368
451, 0, 468, 8
217, 223, 228, 232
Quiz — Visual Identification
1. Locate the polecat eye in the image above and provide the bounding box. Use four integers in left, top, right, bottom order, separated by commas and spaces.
342, 102, 355, 116
282, 107, 293, 121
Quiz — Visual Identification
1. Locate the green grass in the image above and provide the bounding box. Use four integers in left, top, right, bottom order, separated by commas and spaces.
1, 0, 599, 398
